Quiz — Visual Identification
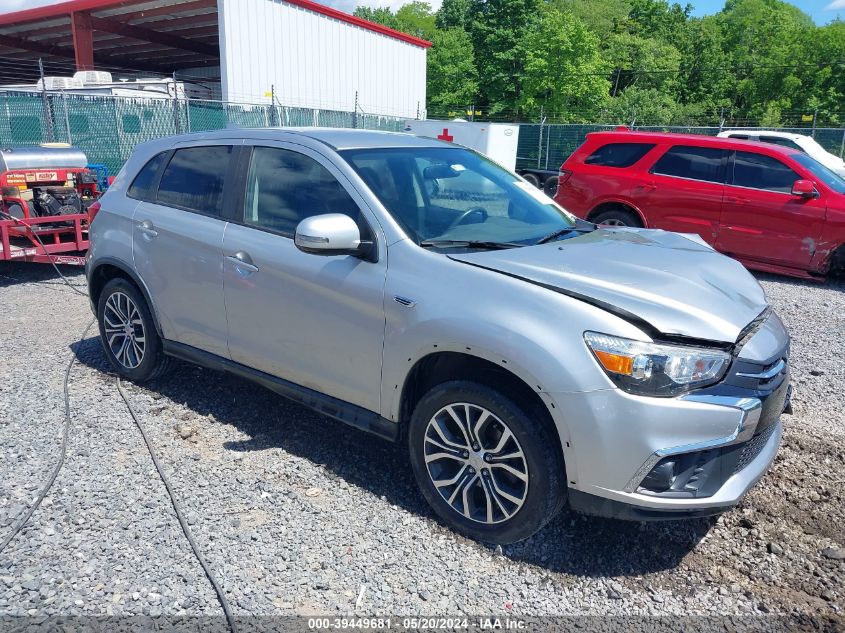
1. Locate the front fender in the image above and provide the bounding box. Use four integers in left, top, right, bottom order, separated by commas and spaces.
380, 241, 654, 484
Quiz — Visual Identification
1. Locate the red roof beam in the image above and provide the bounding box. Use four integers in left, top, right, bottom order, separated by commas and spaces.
71, 11, 95, 70
88, 14, 218, 56
98, 0, 217, 23
0, 1, 139, 27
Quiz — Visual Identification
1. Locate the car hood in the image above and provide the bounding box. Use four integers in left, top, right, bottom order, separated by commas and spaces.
448, 227, 767, 344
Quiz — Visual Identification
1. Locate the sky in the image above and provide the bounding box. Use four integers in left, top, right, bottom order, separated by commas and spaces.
0, 0, 842, 24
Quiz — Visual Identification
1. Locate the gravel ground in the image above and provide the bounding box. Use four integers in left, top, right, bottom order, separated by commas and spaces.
0, 262, 843, 629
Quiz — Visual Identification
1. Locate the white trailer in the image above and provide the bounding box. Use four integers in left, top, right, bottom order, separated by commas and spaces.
404, 119, 560, 195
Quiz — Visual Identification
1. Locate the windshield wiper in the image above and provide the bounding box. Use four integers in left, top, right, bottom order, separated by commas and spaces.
535, 221, 596, 245
419, 239, 525, 250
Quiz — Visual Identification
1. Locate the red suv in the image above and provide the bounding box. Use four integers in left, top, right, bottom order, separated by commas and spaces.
554, 130, 845, 279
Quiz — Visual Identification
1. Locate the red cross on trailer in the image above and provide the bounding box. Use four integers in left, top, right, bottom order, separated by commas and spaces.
436, 128, 454, 142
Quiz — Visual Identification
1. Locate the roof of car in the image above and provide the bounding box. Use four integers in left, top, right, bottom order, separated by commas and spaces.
586, 130, 802, 155
719, 130, 805, 141
149, 127, 450, 151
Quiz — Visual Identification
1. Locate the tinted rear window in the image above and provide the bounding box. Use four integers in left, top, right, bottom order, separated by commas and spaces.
732, 152, 799, 193
759, 136, 804, 152
584, 142, 655, 167
156, 145, 232, 215
128, 152, 166, 201
651, 145, 725, 183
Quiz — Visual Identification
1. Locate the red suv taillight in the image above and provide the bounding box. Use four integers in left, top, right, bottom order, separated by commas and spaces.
558, 168, 572, 184
87, 200, 101, 224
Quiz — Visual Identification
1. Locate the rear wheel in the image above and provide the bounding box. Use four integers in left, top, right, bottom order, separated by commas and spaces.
829, 244, 845, 277
521, 172, 540, 188
543, 175, 558, 197
591, 206, 643, 227
408, 380, 566, 544
97, 278, 171, 382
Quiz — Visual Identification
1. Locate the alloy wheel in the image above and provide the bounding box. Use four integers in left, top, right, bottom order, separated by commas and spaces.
423, 403, 529, 524
103, 291, 146, 369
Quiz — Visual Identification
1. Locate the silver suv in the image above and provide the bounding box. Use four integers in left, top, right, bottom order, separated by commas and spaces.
86, 129, 790, 543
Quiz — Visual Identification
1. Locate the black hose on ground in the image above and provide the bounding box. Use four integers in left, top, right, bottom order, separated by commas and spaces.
0, 318, 95, 555
116, 376, 239, 633
0, 222, 237, 632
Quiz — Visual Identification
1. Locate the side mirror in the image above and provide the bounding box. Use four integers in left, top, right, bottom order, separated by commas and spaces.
791, 179, 817, 198
295, 213, 367, 256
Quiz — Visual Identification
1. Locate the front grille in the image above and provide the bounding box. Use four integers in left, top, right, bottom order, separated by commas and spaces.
735, 423, 778, 474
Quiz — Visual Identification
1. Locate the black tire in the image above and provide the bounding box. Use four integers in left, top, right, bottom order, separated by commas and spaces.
829, 244, 845, 277
408, 380, 566, 544
521, 172, 541, 188
543, 175, 558, 197
590, 206, 643, 227
97, 278, 171, 382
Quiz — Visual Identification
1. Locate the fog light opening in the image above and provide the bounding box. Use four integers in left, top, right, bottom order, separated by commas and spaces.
640, 459, 678, 492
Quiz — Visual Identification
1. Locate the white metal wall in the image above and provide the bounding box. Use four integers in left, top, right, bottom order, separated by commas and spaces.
218, 0, 427, 118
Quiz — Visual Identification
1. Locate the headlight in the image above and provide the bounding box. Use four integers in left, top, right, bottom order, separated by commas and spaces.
584, 332, 731, 396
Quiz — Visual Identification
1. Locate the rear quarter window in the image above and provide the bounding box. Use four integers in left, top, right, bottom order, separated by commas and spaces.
583, 142, 655, 168
127, 152, 167, 201
759, 136, 804, 152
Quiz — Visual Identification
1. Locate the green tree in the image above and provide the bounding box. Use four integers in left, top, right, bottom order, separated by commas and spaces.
467, 0, 539, 115
675, 16, 733, 113
625, 0, 691, 40
436, 0, 471, 29
396, 1, 437, 39
605, 32, 682, 96
427, 27, 480, 110
605, 86, 680, 124
800, 19, 845, 125
517, 6, 610, 118
554, 0, 631, 37
352, 6, 400, 30
715, 0, 814, 123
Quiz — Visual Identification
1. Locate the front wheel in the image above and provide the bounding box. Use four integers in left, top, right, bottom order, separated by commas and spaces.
408, 381, 566, 544
591, 207, 643, 227
97, 278, 171, 382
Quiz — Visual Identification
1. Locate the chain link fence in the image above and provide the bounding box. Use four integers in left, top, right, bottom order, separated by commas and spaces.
4, 89, 845, 177
0, 90, 405, 175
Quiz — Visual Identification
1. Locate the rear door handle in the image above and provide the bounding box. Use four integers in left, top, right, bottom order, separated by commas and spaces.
137, 219, 158, 238
226, 251, 259, 275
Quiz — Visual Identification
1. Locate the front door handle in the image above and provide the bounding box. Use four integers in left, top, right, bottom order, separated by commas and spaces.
226, 251, 259, 275
726, 196, 749, 205
137, 219, 158, 238
636, 183, 657, 191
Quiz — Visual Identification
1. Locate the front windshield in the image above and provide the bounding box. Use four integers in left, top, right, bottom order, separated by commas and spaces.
793, 153, 845, 194
340, 147, 577, 245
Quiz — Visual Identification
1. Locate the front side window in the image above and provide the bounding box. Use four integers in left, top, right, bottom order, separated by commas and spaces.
793, 153, 845, 194
128, 152, 166, 201
156, 145, 231, 215
732, 151, 799, 193
584, 142, 655, 168
651, 145, 726, 183
341, 147, 577, 245
243, 146, 360, 236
